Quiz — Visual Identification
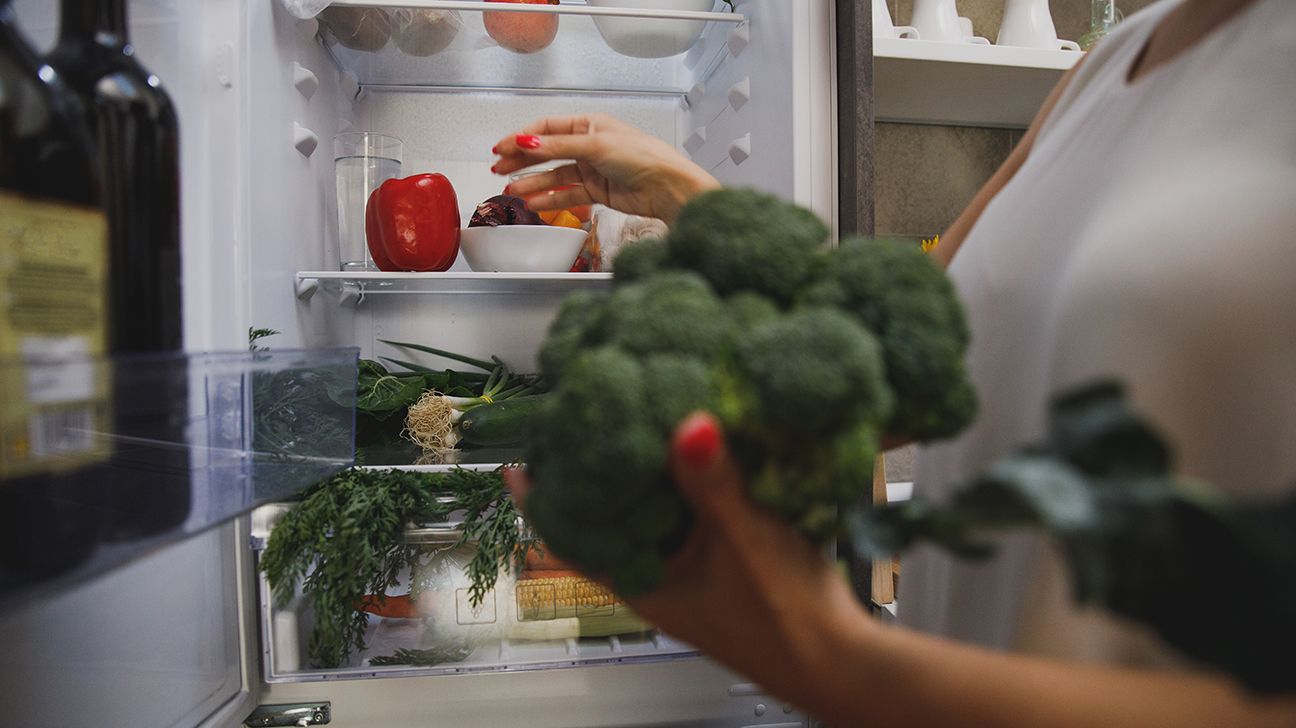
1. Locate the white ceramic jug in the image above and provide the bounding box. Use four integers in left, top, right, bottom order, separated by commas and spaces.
873, 0, 919, 39
997, 0, 1082, 50
911, 0, 988, 44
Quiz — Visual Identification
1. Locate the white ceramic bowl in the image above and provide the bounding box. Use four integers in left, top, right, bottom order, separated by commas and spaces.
460, 225, 588, 273
587, 0, 717, 59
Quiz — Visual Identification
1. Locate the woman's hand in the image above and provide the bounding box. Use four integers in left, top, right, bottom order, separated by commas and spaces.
504, 412, 870, 711
491, 114, 720, 225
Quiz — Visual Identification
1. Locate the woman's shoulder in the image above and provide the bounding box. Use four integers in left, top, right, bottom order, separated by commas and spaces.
1035, 1, 1180, 137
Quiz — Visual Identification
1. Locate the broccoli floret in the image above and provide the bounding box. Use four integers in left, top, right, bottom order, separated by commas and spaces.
801, 238, 976, 441
604, 271, 738, 360
746, 421, 878, 539
726, 291, 781, 332
669, 188, 828, 303
734, 308, 892, 437
537, 290, 610, 384
525, 347, 698, 596
612, 237, 671, 284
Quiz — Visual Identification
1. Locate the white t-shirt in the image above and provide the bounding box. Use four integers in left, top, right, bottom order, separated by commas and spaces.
899, 0, 1296, 669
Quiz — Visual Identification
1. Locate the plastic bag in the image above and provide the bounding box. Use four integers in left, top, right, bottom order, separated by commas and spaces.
278, 0, 332, 21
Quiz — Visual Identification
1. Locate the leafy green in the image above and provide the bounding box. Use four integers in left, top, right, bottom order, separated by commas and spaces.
354, 360, 426, 419
852, 380, 1296, 693
369, 645, 473, 668
259, 467, 534, 669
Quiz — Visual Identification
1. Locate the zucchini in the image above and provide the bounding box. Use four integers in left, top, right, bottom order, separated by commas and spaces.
458, 395, 548, 447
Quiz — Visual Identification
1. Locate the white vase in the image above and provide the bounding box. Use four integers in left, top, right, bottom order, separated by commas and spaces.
873, 0, 919, 39
911, 0, 988, 44
997, 0, 1082, 50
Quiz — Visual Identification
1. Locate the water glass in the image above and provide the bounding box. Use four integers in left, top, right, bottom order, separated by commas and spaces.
334, 132, 403, 271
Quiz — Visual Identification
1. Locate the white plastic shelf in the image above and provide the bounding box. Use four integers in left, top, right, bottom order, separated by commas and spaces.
874, 37, 1082, 128
317, 1, 745, 96
297, 271, 613, 302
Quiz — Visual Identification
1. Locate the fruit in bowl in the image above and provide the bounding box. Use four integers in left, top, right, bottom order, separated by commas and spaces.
586, 0, 717, 59
460, 226, 588, 273
483, 0, 560, 54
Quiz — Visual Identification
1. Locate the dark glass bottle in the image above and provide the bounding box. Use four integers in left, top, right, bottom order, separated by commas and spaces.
47, 0, 189, 540
0, 0, 110, 590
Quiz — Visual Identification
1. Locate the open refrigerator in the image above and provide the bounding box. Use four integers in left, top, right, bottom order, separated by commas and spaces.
0, 0, 840, 725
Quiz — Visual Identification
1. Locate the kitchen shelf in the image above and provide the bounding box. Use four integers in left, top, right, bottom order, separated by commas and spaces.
874, 37, 1082, 128
297, 271, 613, 302
318, 1, 746, 96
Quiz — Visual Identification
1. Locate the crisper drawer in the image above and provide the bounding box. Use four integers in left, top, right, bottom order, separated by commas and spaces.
251, 494, 700, 683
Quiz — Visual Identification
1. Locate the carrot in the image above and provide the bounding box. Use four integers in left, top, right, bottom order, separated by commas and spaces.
354, 594, 419, 619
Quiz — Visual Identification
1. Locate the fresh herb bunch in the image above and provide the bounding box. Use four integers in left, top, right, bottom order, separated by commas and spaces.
260, 467, 534, 669
248, 328, 353, 460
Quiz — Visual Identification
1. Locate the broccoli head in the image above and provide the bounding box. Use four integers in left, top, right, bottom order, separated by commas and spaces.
669, 188, 829, 303
524, 192, 977, 598
801, 238, 976, 441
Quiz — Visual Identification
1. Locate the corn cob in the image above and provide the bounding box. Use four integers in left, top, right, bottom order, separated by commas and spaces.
505, 575, 650, 640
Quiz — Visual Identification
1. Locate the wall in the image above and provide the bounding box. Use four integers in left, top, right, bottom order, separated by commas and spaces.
876, 0, 1154, 484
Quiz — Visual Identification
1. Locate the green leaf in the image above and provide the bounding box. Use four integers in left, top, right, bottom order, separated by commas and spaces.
379, 340, 498, 373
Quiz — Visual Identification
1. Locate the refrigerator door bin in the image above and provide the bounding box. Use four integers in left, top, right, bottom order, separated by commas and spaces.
0, 347, 358, 610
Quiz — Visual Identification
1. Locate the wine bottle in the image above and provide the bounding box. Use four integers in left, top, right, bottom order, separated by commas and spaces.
47, 0, 189, 540
0, 0, 110, 590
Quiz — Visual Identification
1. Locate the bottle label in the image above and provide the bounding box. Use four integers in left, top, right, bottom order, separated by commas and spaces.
0, 191, 111, 478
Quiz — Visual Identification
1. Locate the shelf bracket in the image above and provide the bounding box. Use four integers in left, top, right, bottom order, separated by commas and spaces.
338, 281, 365, 308
294, 275, 319, 303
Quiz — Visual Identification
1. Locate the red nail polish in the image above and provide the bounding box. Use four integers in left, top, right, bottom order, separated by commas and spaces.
491, 145, 499, 154
676, 415, 721, 469
516, 134, 542, 150
503, 184, 513, 195
490, 164, 499, 174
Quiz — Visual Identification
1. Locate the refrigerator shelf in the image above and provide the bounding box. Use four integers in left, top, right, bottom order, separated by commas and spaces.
874, 37, 1082, 128
297, 270, 613, 302
317, 1, 746, 96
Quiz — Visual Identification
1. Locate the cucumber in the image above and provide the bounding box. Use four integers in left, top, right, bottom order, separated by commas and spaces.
459, 395, 548, 447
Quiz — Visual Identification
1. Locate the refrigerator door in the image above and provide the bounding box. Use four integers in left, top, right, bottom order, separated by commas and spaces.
4, 1, 264, 725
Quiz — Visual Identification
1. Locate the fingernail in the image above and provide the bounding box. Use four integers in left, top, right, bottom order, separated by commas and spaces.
503, 184, 513, 195
491, 145, 499, 154
490, 164, 499, 174
516, 134, 542, 150
676, 414, 721, 469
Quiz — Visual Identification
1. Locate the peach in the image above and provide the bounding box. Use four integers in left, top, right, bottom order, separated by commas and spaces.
483, 0, 560, 54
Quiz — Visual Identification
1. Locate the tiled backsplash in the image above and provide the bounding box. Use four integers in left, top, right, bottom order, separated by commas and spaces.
874, 0, 1156, 485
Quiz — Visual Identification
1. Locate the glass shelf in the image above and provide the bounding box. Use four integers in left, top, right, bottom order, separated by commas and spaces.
297, 271, 613, 301
0, 348, 358, 611
316, 1, 746, 95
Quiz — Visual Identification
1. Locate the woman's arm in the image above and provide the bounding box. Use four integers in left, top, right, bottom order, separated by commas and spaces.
932, 55, 1087, 269
528, 414, 1296, 728
491, 114, 719, 225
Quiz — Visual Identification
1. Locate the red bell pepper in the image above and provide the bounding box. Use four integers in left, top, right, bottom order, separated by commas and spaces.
365, 173, 461, 272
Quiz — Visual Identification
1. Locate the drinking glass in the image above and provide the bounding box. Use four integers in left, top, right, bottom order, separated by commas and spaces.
334, 132, 402, 271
